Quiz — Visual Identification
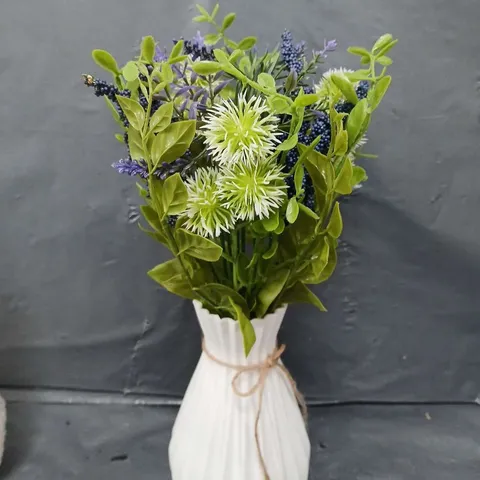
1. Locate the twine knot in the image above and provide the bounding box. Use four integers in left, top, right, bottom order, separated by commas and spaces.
201, 339, 307, 480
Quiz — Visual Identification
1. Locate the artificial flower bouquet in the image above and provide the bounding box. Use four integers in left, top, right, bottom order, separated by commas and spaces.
83, 6, 396, 356
84, 5, 397, 478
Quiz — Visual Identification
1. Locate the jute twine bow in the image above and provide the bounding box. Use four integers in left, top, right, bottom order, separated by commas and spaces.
202, 339, 308, 480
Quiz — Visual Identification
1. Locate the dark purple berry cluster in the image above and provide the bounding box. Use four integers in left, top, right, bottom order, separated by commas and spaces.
356, 80, 370, 100
167, 216, 178, 228
285, 175, 295, 199
280, 30, 305, 75
335, 101, 354, 114
310, 114, 331, 155
84, 76, 131, 127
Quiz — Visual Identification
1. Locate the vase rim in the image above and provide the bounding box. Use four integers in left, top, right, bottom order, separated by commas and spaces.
192, 299, 287, 325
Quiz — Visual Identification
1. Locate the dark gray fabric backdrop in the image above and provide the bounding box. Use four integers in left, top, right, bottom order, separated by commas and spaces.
1, 0, 480, 404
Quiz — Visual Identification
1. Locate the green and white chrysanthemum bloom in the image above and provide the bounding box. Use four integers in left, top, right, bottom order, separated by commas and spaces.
218, 159, 287, 221
184, 167, 235, 238
315, 68, 355, 106
202, 94, 281, 166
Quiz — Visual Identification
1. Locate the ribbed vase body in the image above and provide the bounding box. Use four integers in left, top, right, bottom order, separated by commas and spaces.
169, 300, 310, 480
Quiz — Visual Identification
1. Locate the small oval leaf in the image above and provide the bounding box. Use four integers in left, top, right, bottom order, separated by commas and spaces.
286, 197, 300, 224
92, 49, 120, 75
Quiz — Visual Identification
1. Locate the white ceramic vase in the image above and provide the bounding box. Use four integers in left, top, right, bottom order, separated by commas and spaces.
169, 300, 310, 480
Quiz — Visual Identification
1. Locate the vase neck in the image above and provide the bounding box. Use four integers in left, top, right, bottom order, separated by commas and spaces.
193, 300, 287, 365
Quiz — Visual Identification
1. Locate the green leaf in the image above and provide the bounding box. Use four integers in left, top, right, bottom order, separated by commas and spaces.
347, 46, 371, 57
294, 93, 320, 107
334, 159, 353, 195
140, 205, 162, 231
148, 259, 196, 300
352, 165, 368, 185
287, 205, 317, 246
137, 63, 149, 76
258, 72, 276, 92
298, 202, 319, 219
286, 197, 299, 224
193, 15, 207, 22
213, 49, 230, 64
262, 209, 280, 232
115, 133, 124, 143
205, 33, 222, 46
285, 70, 298, 93
330, 73, 358, 105
327, 202, 343, 238
169, 40, 184, 63
151, 120, 196, 167
277, 133, 298, 151
136, 182, 148, 198
239, 56, 251, 73
126, 79, 140, 100
141, 36, 155, 64
229, 49, 244, 62
229, 298, 256, 357
346, 98, 369, 148
316, 236, 338, 283
195, 283, 249, 317
377, 55, 392, 66
346, 69, 372, 82
211, 3, 220, 18
293, 106, 305, 135
334, 129, 348, 156
126, 127, 144, 160
222, 12, 236, 31
373, 34, 393, 54
268, 95, 291, 114
237, 36, 257, 50
149, 102, 173, 133
274, 217, 285, 235
280, 282, 327, 312
104, 97, 122, 126
294, 164, 304, 194
175, 228, 223, 261
161, 173, 188, 215
299, 235, 328, 283
195, 4, 210, 17
116, 96, 145, 131
299, 146, 335, 195
154, 81, 167, 94
369, 75, 391, 111
92, 49, 120, 75
256, 269, 290, 318
224, 38, 239, 49
162, 62, 174, 84
122, 61, 139, 82
262, 237, 279, 260
191, 61, 222, 75
360, 55, 370, 65
375, 39, 399, 58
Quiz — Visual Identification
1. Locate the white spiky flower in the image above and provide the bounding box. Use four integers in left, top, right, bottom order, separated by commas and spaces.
315, 68, 356, 105
184, 167, 235, 238
218, 159, 287, 221
202, 94, 281, 166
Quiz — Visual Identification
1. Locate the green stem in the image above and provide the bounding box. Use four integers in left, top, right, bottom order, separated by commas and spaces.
232, 230, 239, 290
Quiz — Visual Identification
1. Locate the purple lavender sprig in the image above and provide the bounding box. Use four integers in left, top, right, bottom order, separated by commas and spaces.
316, 38, 338, 59
112, 158, 192, 181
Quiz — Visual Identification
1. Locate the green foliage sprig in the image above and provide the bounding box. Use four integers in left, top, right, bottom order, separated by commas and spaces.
84, 3, 398, 355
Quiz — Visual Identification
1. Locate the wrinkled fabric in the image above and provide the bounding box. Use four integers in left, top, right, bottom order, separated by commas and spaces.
0, 0, 479, 478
